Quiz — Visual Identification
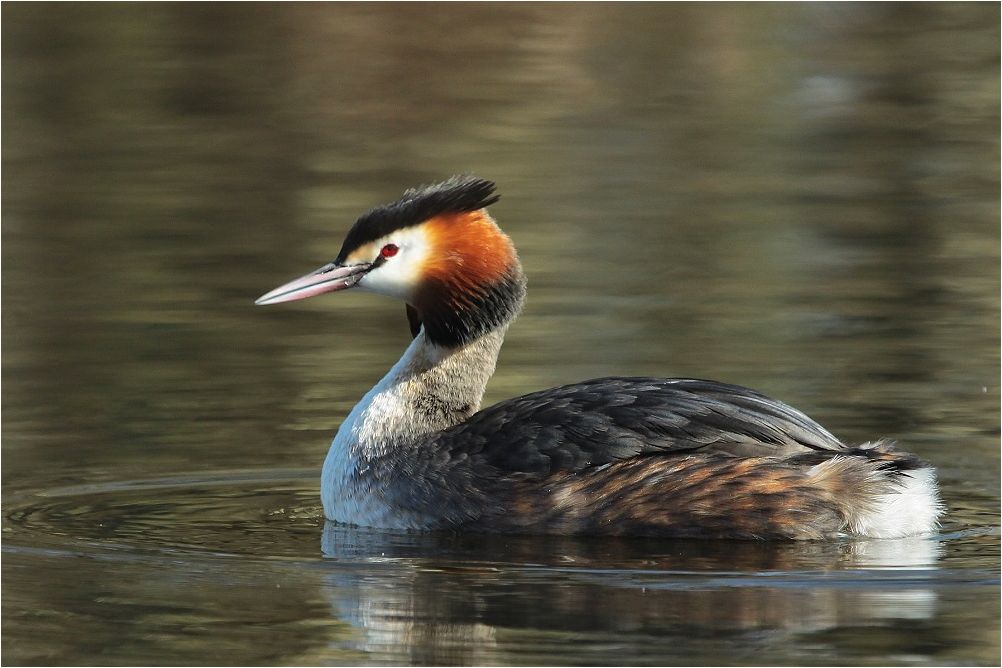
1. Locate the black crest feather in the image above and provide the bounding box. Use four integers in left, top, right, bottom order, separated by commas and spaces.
335, 176, 499, 263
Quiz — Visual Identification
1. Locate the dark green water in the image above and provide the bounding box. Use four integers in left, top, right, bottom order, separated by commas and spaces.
3, 4, 999, 665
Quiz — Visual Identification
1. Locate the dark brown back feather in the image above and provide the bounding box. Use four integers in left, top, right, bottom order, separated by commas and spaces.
425, 377, 846, 480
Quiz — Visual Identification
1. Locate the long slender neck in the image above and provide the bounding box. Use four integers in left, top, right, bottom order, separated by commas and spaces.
340, 325, 509, 458
323, 324, 509, 528
336, 215, 526, 459
323, 219, 525, 526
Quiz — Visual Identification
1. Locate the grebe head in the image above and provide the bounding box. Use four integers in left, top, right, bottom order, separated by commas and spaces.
255, 176, 526, 347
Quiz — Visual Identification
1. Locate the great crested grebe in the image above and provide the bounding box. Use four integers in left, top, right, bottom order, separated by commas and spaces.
256, 176, 943, 540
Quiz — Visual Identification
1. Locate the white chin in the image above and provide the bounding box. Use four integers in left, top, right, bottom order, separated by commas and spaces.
357, 275, 414, 302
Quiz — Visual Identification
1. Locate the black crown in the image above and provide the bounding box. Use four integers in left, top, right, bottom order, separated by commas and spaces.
335, 176, 499, 264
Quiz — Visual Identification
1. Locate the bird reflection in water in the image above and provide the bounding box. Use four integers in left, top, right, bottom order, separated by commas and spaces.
318, 522, 943, 663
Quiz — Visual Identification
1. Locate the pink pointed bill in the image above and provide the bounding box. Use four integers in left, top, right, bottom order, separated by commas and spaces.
255, 262, 371, 305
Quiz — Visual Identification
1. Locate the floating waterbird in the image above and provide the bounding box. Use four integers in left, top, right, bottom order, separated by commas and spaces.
256, 176, 943, 539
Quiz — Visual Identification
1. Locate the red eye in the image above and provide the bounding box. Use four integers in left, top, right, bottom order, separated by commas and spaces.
380, 243, 399, 258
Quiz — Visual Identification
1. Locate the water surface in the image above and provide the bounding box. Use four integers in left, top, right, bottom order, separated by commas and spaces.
3, 4, 999, 665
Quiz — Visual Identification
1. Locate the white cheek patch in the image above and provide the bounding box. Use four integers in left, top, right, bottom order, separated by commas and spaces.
356, 226, 430, 301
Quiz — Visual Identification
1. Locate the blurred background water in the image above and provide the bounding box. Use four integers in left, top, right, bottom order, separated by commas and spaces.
2, 3, 999, 665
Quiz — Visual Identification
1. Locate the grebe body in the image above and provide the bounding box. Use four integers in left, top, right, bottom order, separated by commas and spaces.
257, 177, 943, 540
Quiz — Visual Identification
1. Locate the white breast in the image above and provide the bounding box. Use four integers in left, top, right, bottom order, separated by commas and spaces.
319, 326, 506, 529
320, 334, 445, 529
321, 396, 437, 529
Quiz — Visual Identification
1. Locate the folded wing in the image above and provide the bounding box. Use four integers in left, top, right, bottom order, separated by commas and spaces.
432, 377, 846, 478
